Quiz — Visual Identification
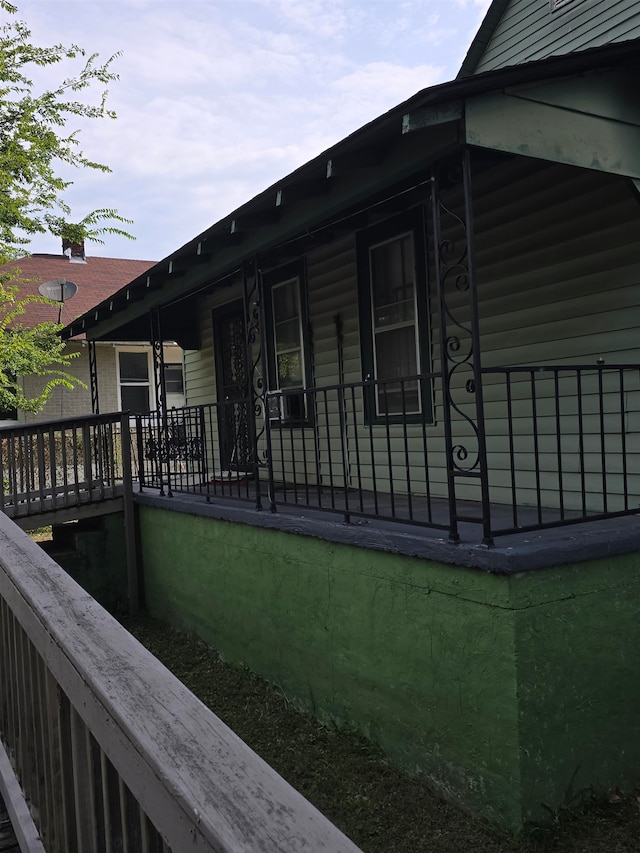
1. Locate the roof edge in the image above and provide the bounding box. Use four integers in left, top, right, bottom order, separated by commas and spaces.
457, 0, 511, 79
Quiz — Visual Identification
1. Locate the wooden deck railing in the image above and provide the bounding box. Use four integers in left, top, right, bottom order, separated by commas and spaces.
0, 512, 362, 852
0, 412, 127, 525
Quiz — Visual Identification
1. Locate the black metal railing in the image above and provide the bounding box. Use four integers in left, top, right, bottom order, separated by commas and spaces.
482, 364, 640, 535
0, 412, 129, 523
133, 365, 640, 543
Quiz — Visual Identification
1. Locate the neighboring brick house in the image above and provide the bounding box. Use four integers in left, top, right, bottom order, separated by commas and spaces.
0, 242, 185, 424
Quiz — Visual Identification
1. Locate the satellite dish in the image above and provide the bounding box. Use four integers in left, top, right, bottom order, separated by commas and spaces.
39, 278, 78, 302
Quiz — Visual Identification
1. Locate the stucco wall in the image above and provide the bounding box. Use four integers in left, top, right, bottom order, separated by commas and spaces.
135, 504, 640, 830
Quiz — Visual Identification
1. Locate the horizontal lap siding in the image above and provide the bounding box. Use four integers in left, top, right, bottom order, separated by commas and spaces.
306, 237, 445, 501
181, 158, 640, 517
472, 160, 640, 511
304, 238, 359, 491
475, 0, 640, 73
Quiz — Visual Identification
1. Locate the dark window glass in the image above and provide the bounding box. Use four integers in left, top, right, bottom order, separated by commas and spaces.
120, 385, 150, 415
375, 326, 420, 414
163, 364, 184, 395
0, 405, 17, 420
119, 352, 149, 382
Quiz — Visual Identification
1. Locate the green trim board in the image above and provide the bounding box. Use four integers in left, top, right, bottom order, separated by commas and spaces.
136, 502, 640, 831
465, 78, 640, 179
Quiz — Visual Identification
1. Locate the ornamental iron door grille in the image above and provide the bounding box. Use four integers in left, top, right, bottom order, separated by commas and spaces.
213, 300, 252, 472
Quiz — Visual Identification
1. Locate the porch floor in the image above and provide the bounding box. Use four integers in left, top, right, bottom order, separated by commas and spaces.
137, 477, 640, 574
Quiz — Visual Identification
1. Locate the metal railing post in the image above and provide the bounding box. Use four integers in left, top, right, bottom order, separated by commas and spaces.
120, 413, 139, 616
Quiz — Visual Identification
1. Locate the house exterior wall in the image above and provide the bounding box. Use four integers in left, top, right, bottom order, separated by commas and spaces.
473, 160, 640, 511
180, 157, 640, 513
20, 343, 184, 424
136, 503, 640, 830
473, 0, 640, 74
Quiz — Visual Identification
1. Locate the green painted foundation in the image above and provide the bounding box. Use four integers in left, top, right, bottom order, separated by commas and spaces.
137, 505, 640, 832
46, 513, 129, 611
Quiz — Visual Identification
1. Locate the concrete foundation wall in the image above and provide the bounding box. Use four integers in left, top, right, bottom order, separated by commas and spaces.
45, 513, 128, 611
136, 505, 640, 831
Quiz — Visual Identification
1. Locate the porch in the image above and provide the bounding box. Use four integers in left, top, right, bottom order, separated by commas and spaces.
134, 360, 640, 553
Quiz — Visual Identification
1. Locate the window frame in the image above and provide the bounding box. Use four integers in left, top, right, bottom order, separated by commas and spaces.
116, 347, 154, 416
163, 362, 185, 396
262, 260, 313, 427
357, 207, 433, 426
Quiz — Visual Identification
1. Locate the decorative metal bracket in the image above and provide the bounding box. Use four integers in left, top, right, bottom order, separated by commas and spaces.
150, 308, 167, 417
150, 307, 170, 496
244, 260, 276, 511
88, 340, 99, 414
431, 148, 493, 544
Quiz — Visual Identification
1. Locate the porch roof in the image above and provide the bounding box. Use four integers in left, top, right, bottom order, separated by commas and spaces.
61, 40, 640, 348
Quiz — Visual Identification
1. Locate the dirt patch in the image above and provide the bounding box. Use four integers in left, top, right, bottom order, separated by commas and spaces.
121, 614, 640, 853
28, 525, 53, 543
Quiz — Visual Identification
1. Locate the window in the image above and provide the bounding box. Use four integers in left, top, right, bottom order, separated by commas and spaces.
118, 350, 151, 415
163, 362, 185, 410
358, 209, 432, 422
0, 403, 17, 422
263, 262, 311, 424
163, 364, 184, 395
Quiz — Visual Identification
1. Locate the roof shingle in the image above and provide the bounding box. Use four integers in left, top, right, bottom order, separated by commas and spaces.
0, 253, 154, 334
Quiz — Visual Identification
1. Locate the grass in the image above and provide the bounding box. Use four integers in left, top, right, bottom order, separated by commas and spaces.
120, 614, 640, 853
27, 525, 52, 543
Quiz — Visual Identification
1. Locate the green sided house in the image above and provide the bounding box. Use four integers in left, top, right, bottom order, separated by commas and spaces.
62, 0, 640, 832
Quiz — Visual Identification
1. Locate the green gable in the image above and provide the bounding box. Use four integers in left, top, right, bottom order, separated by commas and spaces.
459, 0, 640, 77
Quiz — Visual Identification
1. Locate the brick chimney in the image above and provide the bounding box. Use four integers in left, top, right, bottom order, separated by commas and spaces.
62, 238, 86, 263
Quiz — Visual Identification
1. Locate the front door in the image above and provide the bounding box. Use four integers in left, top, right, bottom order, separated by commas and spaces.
213, 301, 250, 471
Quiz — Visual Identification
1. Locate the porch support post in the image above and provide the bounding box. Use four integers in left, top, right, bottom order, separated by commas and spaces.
255, 265, 277, 513
431, 147, 493, 545
120, 412, 139, 615
150, 308, 169, 497
150, 307, 167, 417
88, 340, 99, 415
242, 259, 263, 510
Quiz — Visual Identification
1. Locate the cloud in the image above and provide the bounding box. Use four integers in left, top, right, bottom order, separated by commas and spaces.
16, 0, 485, 261
333, 61, 444, 104
265, 0, 351, 39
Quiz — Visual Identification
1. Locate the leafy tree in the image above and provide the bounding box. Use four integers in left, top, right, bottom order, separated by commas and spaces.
0, 1, 131, 414
0, 276, 83, 414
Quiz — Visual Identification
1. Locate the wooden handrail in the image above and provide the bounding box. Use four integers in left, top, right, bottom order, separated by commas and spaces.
0, 513, 362, 852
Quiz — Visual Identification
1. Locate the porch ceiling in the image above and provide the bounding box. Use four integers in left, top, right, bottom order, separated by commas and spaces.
61, 40, 640, 346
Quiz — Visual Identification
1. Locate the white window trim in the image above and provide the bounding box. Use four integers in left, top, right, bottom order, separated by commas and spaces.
269, 276, 307, 421
116, 346, 154, 415
368, 230, 422, 417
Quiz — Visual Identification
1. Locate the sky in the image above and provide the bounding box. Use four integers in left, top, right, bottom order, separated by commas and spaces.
14, 0, 492, 263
